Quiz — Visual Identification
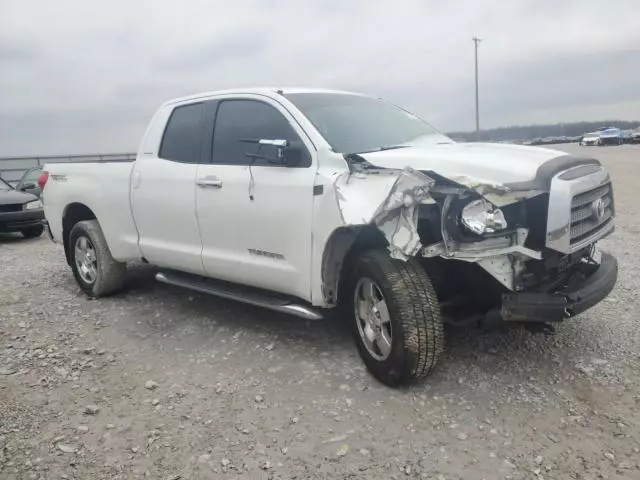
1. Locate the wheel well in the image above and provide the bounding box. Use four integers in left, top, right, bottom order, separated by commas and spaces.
62, 203, 97, 265
321, 205, 444, 307
321, 225, 388, 307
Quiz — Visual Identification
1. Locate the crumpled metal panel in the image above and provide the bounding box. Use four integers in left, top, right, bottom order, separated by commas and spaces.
335, 167, 435, 259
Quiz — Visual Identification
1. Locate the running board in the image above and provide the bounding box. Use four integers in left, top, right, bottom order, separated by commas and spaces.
155, 271, 323, 321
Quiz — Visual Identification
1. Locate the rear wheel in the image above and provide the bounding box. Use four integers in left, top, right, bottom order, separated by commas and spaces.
348, 249, 444, 386
69, 220, 126, 298
21, 225, 44, 239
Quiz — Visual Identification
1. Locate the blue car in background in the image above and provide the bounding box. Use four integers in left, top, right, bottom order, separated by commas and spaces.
580, 127, 626, 146
597, 127, 624, 146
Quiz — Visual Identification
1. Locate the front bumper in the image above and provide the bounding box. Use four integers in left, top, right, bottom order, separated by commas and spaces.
0, 209, 45, 233
501, 252, 617, 323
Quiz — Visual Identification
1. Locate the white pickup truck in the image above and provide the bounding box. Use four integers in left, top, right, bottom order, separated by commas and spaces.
41, 88, 618, 386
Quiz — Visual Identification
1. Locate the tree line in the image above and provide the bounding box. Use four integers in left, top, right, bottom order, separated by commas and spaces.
448, 120, 640, 142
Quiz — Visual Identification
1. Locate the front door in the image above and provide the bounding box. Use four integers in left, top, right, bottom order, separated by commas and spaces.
196, 97, 317, 300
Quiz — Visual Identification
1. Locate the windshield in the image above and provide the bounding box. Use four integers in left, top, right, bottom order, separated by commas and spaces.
21, 167, 42, 185
0, 176, 13, 191
285, 93, 445, 154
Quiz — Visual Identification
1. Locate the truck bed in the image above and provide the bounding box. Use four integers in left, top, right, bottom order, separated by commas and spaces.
43, 161, 142, 261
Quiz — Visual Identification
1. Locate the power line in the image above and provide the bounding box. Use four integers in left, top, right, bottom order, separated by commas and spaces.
473, 36, 482, 141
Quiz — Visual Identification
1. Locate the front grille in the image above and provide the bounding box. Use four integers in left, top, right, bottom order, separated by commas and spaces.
524, 193, 549, 250
570, 182, 613, 246
0, 204, 22, 213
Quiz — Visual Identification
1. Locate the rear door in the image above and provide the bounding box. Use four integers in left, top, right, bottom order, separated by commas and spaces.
131, 101, 207, 274
195, 96, 317, 299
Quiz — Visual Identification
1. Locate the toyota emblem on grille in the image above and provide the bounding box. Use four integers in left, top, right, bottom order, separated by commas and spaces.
591, 198, 606, 221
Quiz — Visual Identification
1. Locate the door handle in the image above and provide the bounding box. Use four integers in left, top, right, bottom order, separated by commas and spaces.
197, 178, 223, 188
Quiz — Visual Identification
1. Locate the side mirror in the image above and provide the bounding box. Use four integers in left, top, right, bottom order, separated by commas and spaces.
20, 183, 36, 191
281, 145, 303, 167
244, 138, 305, 167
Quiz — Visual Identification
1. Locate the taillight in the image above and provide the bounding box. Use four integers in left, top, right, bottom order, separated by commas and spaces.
37, 170, 49, 190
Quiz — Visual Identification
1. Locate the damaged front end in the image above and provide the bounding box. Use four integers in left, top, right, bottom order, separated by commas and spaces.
328, 153, 617, 325
334, 155, 543, 287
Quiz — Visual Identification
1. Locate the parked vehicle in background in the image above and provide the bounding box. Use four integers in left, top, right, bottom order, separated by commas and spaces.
0, 175, 44, 238
598, 127, 624, 146
529, 136, 570, 146
580, 131, 602, 146
15, 166, 43, 198
40, 88, 618, 386
629, 129, 640, 144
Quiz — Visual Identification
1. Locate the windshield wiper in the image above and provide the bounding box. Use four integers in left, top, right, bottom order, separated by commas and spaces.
379, 144, 410, 151
352, 145, 410, 155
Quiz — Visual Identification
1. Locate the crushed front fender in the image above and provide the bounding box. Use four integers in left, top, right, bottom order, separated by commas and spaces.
335, 167, 436, 259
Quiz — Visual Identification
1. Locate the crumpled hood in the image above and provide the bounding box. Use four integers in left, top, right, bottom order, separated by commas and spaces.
358, 142, 594, 188
0, 189, 37, 205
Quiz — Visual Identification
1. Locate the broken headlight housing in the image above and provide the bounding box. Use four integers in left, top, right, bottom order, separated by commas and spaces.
460, 199, 507, 235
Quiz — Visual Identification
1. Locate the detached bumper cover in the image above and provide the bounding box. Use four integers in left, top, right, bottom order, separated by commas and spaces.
501, 252, 618, 322
0, 209, 44, 232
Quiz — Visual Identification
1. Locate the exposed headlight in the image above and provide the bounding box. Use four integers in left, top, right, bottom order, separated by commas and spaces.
460, 199, 507, 235
24, 200, 43, 210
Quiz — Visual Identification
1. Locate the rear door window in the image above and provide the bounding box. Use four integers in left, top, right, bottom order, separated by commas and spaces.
159, 103, 205, 163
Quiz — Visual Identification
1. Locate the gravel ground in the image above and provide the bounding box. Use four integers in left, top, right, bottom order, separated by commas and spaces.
1, 143, 639, 480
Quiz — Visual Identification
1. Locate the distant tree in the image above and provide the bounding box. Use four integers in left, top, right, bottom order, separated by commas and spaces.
448, 120, 640, 142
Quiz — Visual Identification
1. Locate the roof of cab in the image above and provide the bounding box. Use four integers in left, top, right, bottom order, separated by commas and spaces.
162, 87, 366, 106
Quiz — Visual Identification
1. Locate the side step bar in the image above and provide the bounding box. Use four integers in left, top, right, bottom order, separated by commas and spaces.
155, 271, 323, 321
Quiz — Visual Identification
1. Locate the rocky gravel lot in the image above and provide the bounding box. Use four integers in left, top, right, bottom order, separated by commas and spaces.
1, 144, 639, 479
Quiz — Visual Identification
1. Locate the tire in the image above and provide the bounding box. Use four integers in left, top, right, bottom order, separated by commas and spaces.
68, 219, 126, 298
347, 249, 444, 386
21, 225, 44, 239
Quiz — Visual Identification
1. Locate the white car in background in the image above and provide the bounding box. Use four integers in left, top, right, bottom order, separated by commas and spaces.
580, 131, 602, 146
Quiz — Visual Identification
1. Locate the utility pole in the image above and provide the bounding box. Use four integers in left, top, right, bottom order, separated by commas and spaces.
473, 36, 482, 141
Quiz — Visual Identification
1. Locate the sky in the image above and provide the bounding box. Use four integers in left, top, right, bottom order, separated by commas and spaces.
1, 0, 639, 156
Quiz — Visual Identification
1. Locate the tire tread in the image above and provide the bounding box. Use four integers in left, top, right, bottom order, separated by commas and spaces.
356, 249, 444, 384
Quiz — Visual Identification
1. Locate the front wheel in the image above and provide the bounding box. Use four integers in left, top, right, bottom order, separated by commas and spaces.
348, 249, 444, 386
68, 219, 126, 298
21, 225, 44, 239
